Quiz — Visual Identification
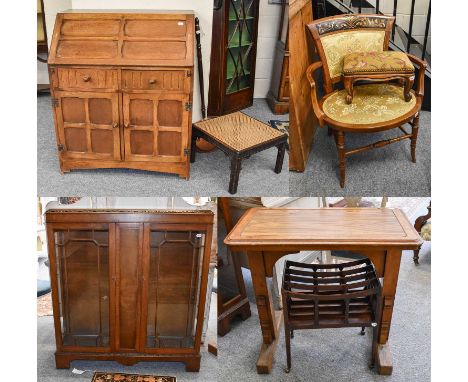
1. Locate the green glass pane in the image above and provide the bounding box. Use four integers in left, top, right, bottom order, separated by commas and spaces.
226, 45, 252, 94
228, 19, 253, 48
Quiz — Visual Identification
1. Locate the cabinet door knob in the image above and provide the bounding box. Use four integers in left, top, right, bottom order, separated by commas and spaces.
148, 79, 156, 84
112, 122, 118, 128
124, 123, 129, 128
82, 75, 91, 82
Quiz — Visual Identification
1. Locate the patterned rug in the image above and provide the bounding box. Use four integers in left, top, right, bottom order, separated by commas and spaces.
269, 120, 289, 149
92, 372, 175, 382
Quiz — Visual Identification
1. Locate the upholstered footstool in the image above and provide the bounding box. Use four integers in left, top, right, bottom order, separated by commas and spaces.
343, 51, 415, 104
191, 112, 288, 194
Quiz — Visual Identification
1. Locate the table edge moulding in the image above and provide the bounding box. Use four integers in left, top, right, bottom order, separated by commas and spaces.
224, 207, 422, 375
45, 208, 214, 372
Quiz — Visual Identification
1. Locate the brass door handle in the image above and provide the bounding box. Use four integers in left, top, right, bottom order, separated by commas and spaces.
112, 123, 119, 128
124, 123, 130, 128
82, 75, 91, 82
148, 79, 156, 84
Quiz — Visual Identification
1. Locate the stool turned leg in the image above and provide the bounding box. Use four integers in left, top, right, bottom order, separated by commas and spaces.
327, 126, 332, 136
229, 155, 242, 194
284, 324, 292, 373
275, 142, 287, 174
360, 327, 365, 335
337, 131, 346, 188
411, 114, 420, 163
404, 76, 415, 102
290, 329, 294, 339
190, 132, 197, 163
344, 77, 354, 104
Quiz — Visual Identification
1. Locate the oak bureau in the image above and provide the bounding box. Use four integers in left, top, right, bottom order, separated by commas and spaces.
48, 10, 195, 178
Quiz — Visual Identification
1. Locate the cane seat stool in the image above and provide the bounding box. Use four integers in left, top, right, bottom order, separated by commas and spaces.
343, 51, 415, 104
191, 112, 288, 194
281, 258, 382, 373
306, 14, 427, 188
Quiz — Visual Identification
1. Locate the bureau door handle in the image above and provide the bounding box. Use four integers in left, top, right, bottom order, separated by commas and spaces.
112, 123, 119, 128
82, 75, 91, 82
148, 79, 156, 84
124, 123, 130, 128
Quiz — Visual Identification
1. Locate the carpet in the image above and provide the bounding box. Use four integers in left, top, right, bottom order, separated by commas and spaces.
92, 372, 175, 382
289, 111, 431, 196
269, 120, 289, 149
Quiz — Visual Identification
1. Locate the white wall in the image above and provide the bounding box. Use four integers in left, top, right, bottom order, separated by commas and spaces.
254, 0, 283, 98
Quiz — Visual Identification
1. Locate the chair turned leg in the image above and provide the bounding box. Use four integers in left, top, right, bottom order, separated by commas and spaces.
413, 245, 421, 265
190, 132, 197, 163
360, 327, 365, 335
337, 131, 346, 188
229, 155, 242, 194
411, 114, 420, 163
284, 325, 292, 373
274, 142, 287, 174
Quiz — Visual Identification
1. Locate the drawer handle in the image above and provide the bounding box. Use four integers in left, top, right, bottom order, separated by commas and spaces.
148, 79, 156, 84
112, 123, 119, 128
82, 75, 91, 82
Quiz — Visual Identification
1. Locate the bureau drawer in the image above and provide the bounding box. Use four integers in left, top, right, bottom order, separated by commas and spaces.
121, 70, 190, 92
55, 68, 118, 91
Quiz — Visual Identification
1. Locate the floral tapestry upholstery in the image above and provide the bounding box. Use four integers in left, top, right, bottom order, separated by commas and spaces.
322, 84, 416, 125
421, 221, 431, 241
320, 30, 386, 79
343, 51, 414, 74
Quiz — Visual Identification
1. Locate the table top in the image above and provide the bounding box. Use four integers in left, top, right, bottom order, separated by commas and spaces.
224, 208, 422, 251
193, 112, 285, 152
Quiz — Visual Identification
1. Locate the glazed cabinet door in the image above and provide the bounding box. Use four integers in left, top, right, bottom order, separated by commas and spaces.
47, 223, 115, 352
139, 224, 208, 352
122, 93, 190, 162
53, 91, 121, 160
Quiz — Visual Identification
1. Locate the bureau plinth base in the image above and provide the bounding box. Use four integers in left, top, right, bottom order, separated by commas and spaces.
59, 159, 190, 180
55, 352, 201, 372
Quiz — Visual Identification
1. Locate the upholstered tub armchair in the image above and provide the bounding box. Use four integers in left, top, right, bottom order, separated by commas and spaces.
306, 14, 427, 187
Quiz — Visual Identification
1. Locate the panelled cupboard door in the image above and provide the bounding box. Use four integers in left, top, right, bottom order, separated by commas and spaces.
139, 224, 208, 353
122, 93, 190, 162
54, 91, 121, 160
47, 223, 116, 352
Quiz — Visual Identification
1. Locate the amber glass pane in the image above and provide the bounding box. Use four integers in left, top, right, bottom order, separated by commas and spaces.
54, 229, 110, 348
89, 98, 113, 125
61, 97, 85, 123
146, 231, 205, 349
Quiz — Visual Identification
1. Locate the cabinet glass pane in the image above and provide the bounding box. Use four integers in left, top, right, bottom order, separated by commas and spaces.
54, 229, 110, 348
146, 231, 205, 349
226, 0, 255, 94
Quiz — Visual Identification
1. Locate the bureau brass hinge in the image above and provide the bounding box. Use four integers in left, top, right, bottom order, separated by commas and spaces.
184, 148, 190, 156
51, 98, 59, 108
57, 144, 64, 152
185, 102, 192, 111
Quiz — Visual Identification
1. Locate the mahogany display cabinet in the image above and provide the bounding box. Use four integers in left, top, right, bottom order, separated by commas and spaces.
48, 11, 194, 179
45, 209, 214, 371
208, 0, 260, 115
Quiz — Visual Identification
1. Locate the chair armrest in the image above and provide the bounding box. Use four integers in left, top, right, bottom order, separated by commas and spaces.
305, 61, 325, 127
407, 54, 427, 98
